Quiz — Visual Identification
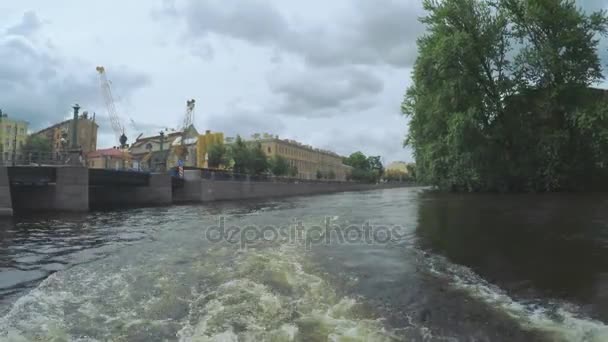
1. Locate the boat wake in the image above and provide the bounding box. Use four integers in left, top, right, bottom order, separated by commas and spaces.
425, 253, 608, 342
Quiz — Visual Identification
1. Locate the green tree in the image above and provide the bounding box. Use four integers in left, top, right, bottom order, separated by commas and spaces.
228, 135, 250, 174
269, 155, 289, 176
404, 0, 608, 192
227, 137, 269, 175
406, 163, 417, 182
23, 135, 52, 163
343, 151, 382, 183
328, 170, 336, 180
23, 135, 52, 153
367, 156, 384, 177
207, 143, 227, 168
344, 152, 370, 170
248, 142, 269, 175
316, 170, 323, 179
288, 165, 298, 178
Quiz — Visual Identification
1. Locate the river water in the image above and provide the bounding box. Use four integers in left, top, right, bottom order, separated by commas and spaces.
0, 188, 606, 341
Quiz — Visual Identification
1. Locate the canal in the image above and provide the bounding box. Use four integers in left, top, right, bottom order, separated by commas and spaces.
0, 188, 606, 341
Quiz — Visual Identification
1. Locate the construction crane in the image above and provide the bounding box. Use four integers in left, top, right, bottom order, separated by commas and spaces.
96, 66, 128, 149
174, 99, 196, 162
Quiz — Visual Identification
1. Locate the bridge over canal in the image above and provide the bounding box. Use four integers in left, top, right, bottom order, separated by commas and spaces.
1, 166, 174, 215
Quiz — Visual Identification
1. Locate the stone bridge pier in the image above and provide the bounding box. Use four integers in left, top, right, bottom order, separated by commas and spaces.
10, 167, 89, 213
0, 167, 13, 216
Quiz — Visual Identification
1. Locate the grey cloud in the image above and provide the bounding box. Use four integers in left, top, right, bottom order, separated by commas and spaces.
287, 0, 423, 67
0, 12, 150, 133
6, 11, 43, 36
304, 117, 411, 163
203, 109, 286, 138
268, 67, 384, 116
182, 0, 289, 44
161, 0, 424, 68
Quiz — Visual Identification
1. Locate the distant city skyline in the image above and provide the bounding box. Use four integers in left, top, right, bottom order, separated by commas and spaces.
1, 0, 607, 163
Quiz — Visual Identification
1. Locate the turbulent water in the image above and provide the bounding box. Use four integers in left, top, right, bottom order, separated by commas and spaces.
0, 188, 607, 341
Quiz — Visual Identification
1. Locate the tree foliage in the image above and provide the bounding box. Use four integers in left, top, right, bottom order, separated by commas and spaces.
288, 165, 298, 177
23, 135, 52, 153
343, 151, 383, 183
22, 135, 52, 164
269, 155, 289, 176
404, 0, 608, 192
207, 143, 227, 169
228, 136, 269, 175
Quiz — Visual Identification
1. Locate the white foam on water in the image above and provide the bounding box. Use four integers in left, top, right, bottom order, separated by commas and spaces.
177, 245, 401, 342
426, 253, 608, 342
0, 260, 185, 341
0, 238, 404, 341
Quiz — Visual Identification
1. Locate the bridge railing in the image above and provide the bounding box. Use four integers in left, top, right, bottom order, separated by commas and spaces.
191, 167, 355, 184
0, 151, 79, 166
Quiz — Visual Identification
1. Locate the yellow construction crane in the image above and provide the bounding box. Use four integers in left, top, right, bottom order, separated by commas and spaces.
174, 99, 196, 162
96, 66, 131, 169
96, 66, 128, 149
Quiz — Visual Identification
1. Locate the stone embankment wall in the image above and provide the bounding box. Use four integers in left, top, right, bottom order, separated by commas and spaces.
173, 170, 409, 203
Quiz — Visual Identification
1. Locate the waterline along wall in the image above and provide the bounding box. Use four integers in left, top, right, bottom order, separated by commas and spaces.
0, 167, 12, 216
173, 170, 408, 203
10, 167, 89, 212
3, 167, 410, 216
89, 174, 172, 209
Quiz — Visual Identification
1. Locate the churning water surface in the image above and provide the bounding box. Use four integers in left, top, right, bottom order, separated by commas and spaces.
0, 188, 606, 341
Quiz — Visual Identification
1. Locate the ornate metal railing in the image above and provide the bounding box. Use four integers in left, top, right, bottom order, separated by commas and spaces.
0, 151, 78, 166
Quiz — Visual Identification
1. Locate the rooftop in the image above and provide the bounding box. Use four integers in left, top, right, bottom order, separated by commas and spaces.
88, 148, 130, 158
247, 135, 343, 158
32, 113, 98, 136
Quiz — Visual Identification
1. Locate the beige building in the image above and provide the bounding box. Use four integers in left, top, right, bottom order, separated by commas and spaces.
0, 110, 28, 162
87, 148, 132, 170
129, 125, 199, 171
248, 133, 351, 181
31, 111, 98, 155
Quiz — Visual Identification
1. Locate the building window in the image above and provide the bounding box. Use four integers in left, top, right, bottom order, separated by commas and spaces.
267, 147, 271, 153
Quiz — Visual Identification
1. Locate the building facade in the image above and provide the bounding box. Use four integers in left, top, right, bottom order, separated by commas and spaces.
87, 148, 132, 170
31, 111, 98, 155
248, 134, 351, 180
0, 111, 28, 162
196, 130, 225, 168
129, 125, 199, 171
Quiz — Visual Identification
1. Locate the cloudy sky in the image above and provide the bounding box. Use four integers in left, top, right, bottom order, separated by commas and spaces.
1, 1, 607, 164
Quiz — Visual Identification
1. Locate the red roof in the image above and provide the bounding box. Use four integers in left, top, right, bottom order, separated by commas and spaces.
88, 148, 129, 158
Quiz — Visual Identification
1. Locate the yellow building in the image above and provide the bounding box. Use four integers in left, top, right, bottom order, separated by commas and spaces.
196, 130, 225, 168
0, 110, 29, 162
386, 161, 409, 174
385, 161, 413, 181
249, 134, 351, 180
31, 111, 98, 155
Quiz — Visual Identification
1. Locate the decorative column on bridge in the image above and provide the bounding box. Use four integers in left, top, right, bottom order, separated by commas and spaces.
68, 104, 83, 166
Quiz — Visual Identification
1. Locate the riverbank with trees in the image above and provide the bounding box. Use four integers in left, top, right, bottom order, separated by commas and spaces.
403, 0, 608, 192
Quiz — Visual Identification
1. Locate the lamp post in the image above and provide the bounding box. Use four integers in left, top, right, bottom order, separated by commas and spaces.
158, 131, 165, 172
71, 104, 79, 150
68, 104, 82, 165
11, 125, 17, 166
